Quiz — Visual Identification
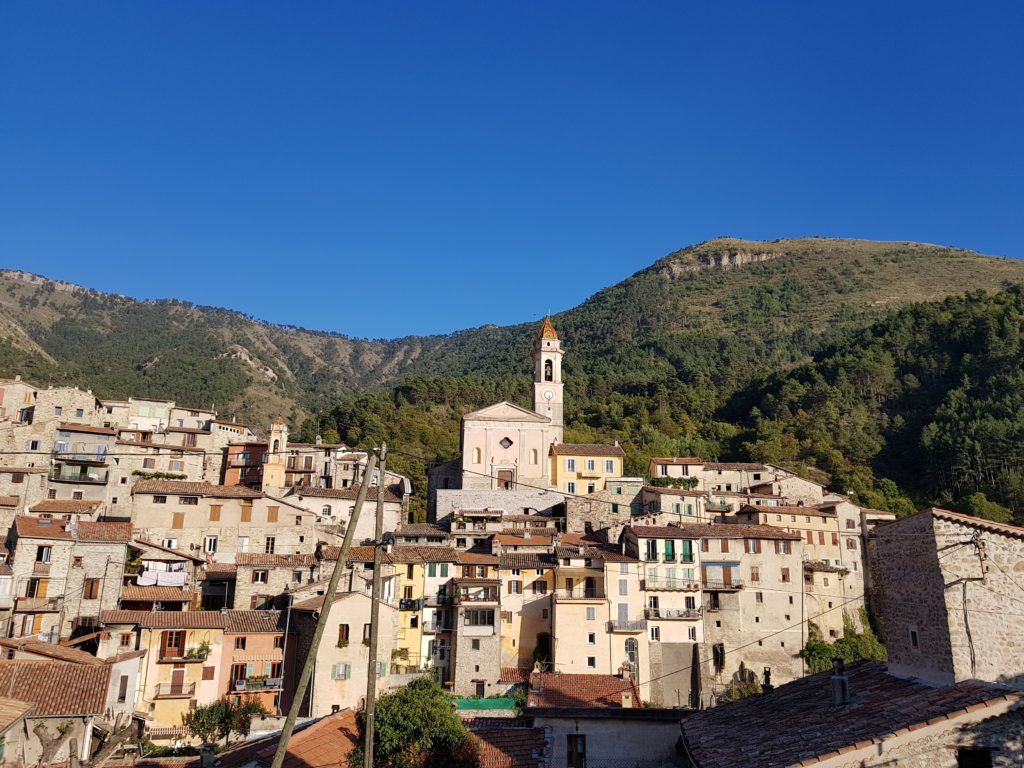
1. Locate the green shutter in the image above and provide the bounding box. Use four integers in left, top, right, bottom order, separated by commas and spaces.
427, 563, 436, 577
440, 564, 448, 577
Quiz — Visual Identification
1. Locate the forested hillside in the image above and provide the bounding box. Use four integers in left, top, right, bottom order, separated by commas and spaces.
4, 237, 1024, 519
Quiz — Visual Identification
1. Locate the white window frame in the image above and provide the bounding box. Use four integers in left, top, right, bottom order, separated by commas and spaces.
204, 536, 218, 554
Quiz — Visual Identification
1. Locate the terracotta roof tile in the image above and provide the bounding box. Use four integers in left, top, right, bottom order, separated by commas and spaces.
223, 610, 283, 634
15, 516, 131, 541
650, 457, 705, 466
459, 552, 500, 565
493, 531, 555, 545
100, 610, 227, 629
499, 553, 556, 570
236, 553, 318, 567
204, 562, 237, 580
56, 422, 116, 435
28, 499, 104, 515
0, 698, 33, 732
679, 661, 1024, 768
132, 479, 263, 498
0, 638, 105, 665
396, 522, 450, 536
0, 661, 110, 715
527, 671, 640, 709
474, 727, 548, 768
549, 443, 625, 457
387, 546, 460, 564
499, 667, 531, 684
704, 462, 769, 471
120, 584, 194, 602
213, 709, 358, 768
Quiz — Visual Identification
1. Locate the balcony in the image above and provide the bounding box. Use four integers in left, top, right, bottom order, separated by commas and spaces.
425, 594, 452, 607
707, 502, 733, 513
49, 469, 109, 484
52, 450, 108, 466
607, 620, 647, 633
15, 596, 63, 612
702, 579, 744, 591
461, 624, 495, 637
159, 650, 209, 664
154, 682, 196, 698
642, 578, 701, 592
645, 607, 701, 620
422, 621, 452, 634
663, 554, 677, 563
230, 456, 260, 467
234, 677, 283, 692
553, 589, 605, 602
399, 598, 425, 611
32, 561, 51, 576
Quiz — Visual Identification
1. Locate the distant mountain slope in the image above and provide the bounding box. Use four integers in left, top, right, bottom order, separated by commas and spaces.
1, 237, 1022, 430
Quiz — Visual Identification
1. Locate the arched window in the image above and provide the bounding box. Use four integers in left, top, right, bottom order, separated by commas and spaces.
271, 439, 280, 453
530, 448, 538, 465
322, 505, 331, 516
625, 638, 638, 670
544, 359, 553, 382
473, 447, 482, 464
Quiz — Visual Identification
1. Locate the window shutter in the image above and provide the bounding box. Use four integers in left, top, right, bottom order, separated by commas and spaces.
344, 663, 352, 679
172, 512, 185, 530
267, 506, 279, 523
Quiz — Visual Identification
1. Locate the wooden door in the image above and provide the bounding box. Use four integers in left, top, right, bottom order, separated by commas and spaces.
171, 665, 186, 694
497, 470, 514, 490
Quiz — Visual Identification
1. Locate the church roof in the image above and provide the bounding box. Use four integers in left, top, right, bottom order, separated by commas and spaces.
537, 317, 558, 340
463, 401, 550, 423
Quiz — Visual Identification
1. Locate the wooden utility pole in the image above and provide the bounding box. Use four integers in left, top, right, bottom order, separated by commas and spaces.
269, 451, 378, 768
363, 443, 387, 768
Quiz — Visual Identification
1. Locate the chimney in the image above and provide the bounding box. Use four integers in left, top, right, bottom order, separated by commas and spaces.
830, 658, 850, 705
620, 689, 634, 708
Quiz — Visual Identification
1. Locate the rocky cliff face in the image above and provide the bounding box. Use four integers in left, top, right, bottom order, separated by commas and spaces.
657, 249, 779, 278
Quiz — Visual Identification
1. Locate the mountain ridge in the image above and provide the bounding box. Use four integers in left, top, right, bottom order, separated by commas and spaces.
3, 237, 1024, 429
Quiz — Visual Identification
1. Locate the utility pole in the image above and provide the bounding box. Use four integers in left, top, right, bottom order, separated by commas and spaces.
363, 443, 387, 768
269, 452, 378, 768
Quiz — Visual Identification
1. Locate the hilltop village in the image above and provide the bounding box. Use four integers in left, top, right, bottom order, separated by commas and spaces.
0, 319, 1021, 768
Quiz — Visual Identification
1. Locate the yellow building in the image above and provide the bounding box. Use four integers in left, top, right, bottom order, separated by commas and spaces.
497, 552, 555, 670
550, 443, 626, 495
100, 610, 227, 740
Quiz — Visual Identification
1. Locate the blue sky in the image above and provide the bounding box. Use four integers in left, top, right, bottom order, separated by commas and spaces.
2, 2, 1022, 338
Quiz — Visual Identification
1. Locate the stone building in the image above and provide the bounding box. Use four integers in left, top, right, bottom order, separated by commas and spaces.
283, 483, 408, 543
130, 479, 322, 559
450, 553, 502, 696
564, 477, 644, 539
290, 590, 397, 716
8, 516, 130, 639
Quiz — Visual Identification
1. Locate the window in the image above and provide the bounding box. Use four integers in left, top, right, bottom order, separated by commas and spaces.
688, 626, 697, 641
253, 570, 268, 584
241, 504, 252, 523
363, 623, 372, 642
567, 735, 586, 768
238, 536, 249, 553
54, 406, 63, 416
585, 459, 596, 472
120, 632, 133, 648
154, 495, 167, 504
566, 458, 576, 472
169, 460, 184, 473
776, 540, 791, 555
235, 637, 247, 650
586, 656, 596, 669
846, 538, 858, 551
11, 472, 24, 484
806, 530, 814, 545
846, 519, 857, 529
721, 539, 730, 553
331, 663, 352, 680
83, 578, 100, 600
143, 458, 156, 470
587, 632, 596, 645
750, 566, 760, 583
541, 608, 549, 619
566, 482, 576, 494
204, 536, 218, 554
209, 505, 221, 522
585, 607, 596, 621
507, 580, 522, 594
338, 624, 350, 645
781, 567, 790, 583
162, 538, 177, 549
35, 546, 51, 564
909, 627, 920, 650
831, 532, 839, 546
532, 579, 547, 595
650, 626, 661, 641
274, 636, 285, 649
471, 639, 480, 650
292, 570, 303, 583
265, 537, 276, 554
818, 531, 825, 545
464, 609, 495, 626
117, 674, 129, 703
72, 490, 83, 500
47, 489, 56, 499
587, 482, 596, 494
755, 591, 763, 604
604, 459, 615, 473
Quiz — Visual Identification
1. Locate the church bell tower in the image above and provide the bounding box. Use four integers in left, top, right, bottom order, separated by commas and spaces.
532, 317, 564, 429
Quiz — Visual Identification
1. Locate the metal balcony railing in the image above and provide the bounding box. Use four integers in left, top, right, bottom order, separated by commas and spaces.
641, 577, 701, 591
645, 608, 701, 620
49, 469, 109, 484
553, 589, 605, 601
154, 682, 196, 698
399, 598, 425, 611
607, 620, 647, 633
702, 579, 744, 591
